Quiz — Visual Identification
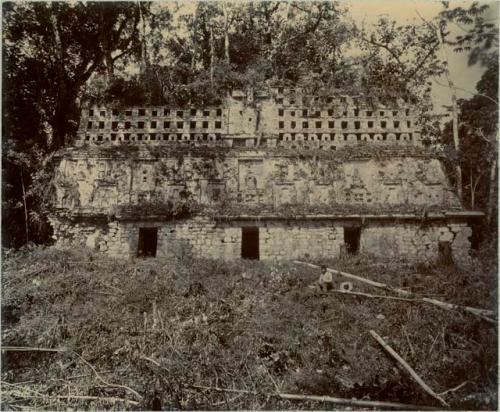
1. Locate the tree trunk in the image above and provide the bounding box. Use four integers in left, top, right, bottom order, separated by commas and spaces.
49, 4, 64, 74
99, 9, 114, 82
52, 89, 79, 150
105, 48, 114, 81
191, 7, 198, 71
436, 25, 462, 200
20, 170, 29, 244
222, 2, 230, 65
49, 4, 68, 149
470, 168, 475, 209
100, 47, 114, 84
470, 173, 483, 210
210, 25, 215, 85
487, 157, 497, 224
139, 2, 148, 74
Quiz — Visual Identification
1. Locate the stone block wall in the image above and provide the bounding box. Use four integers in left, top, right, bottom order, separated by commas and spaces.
259, 223, 343, 260
50, 217, 472, 265
75, 86, 422, 148
78, 106, 226, 145
360, 222, 472, 264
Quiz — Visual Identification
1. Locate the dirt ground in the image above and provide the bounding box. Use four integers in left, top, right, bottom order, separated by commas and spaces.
1, 244, 497, 410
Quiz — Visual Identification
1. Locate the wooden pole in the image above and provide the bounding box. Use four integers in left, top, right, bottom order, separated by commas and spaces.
278, 392, 440, 411
294, 261, 495, 322
422, 298, 496, 323
369, 330, 449, 408
1, 391, 139, 406
188, 384, 439, 410
332, 289, 419, 302
294, 260, 413, 296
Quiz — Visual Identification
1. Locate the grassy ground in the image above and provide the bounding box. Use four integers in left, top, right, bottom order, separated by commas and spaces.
1, 244, 497, 410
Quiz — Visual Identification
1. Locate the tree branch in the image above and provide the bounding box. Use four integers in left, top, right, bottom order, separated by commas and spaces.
358, 33, 408, 77
414, 8, 438, 31
113, 14, 130, 44
406, 41, 440, 79
432, 76, 499, 105
112, 49, 131, 63
113, 6, 141, 62
77, 59, 101, 86
285, 5, 326, 44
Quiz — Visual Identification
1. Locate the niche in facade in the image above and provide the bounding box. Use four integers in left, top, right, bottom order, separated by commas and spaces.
137, 227, 158, 257
241, 227, 259, 260
238, 159, 263, 192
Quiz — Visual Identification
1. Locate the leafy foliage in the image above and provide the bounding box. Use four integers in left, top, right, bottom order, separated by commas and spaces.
441, 58, 498, 226
438, 1, 498, 238
2, 2, 154, 247
114, 199, 200, 220
356, 18, 444, 104
439, 1, 498, 66
3, 1, 498, 248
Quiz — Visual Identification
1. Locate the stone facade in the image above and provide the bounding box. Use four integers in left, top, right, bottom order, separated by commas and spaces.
50, 215, 473, 264
54, 149, 460, 213
50, 87, 482, 264
76, 87, 422, 148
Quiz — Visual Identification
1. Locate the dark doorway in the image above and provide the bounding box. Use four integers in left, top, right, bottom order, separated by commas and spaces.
137, 227, 158, 257
344, 227, 361, 254
470, 221, 483, 251
438, 241, 453, 266
242, 227, 259, 259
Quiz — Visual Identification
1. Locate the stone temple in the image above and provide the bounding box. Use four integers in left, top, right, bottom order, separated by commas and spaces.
50, 87, 482, 263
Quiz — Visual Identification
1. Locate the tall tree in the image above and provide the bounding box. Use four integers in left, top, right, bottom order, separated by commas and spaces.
357, 17, 444, 103
2, 1, 151, 247
438, 1, 499, 217
417, 1, 499, 200
442, 59, 498, 220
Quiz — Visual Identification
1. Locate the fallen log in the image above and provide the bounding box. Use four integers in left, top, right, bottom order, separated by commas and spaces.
369, 330, 449, 408
422, 298, 496, 323
189, 384, 257, 395
294, 261, 496, 322
294, 260, 413, 296
332, 289, 419, 302
279, 392, 440, 410
0, 346, 66, 352
188, 384, 439, 410
2, 391, 139, 406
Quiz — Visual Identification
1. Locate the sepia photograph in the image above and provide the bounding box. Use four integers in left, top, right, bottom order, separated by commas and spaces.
1, 0, 498, 410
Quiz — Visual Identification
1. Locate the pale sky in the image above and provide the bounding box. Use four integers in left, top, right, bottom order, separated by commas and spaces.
153, 0, 499, 113
347, 0, 499, 112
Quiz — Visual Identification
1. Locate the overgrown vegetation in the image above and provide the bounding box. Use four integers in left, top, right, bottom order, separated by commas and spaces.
3, 1, 498, 248
115, 200, 199, 220
2, 245, 497, 410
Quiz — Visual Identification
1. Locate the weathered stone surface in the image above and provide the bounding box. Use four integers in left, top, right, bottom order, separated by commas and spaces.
49, 90, 481, 263
49, 216, 474, 263
54, 150, 461, 214
76, 87, 423, 148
